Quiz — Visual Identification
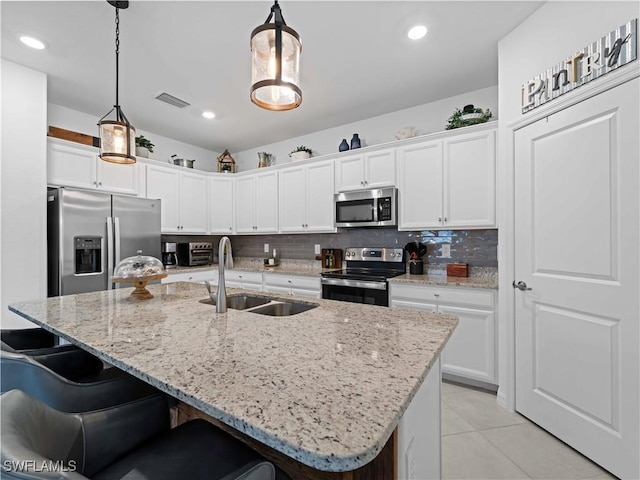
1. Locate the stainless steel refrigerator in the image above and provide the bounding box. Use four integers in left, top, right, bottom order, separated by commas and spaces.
47, 187, 161, 296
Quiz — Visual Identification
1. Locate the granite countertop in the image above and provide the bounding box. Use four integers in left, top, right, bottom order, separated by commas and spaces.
168, 260, 330, 277
390, 273, 498, 289
9, 282, 457, 472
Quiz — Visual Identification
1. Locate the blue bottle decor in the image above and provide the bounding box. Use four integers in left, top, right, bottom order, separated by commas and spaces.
350, 133, 361, 149
339, 139, 349, 152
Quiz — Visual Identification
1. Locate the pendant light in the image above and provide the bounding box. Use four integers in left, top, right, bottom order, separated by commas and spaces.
250, 1, 302, 111
98, 0, 136, 164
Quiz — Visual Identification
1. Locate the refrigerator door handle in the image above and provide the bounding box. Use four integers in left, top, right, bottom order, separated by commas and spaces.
114, 216, 121, 265
107, 216, 114, 290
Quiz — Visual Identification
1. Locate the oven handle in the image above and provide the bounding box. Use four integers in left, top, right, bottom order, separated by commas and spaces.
321, 277, 387, 291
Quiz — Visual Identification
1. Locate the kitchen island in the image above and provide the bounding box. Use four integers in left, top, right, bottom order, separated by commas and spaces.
9, 282, 458, 479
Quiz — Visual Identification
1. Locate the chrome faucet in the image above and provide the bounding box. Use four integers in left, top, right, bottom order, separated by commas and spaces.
216, 236, 234, 313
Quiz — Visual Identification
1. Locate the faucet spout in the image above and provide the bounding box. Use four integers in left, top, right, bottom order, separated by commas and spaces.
216, 236, 233, 313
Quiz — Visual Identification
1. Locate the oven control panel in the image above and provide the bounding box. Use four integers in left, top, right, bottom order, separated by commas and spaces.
344, 247, 404, 262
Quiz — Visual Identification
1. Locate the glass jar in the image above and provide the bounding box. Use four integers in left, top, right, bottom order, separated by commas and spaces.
113, 250, 165, 279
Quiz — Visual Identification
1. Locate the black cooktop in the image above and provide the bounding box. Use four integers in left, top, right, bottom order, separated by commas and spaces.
321, 268, 405, 282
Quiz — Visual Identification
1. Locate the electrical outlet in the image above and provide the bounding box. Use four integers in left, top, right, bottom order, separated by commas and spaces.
314, 244, 321, 255
441, 243, 451, 257
264, 243, 269, 253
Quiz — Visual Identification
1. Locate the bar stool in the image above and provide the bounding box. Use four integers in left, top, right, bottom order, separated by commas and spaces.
1, 349, 158, 412
1, 389, 283, 480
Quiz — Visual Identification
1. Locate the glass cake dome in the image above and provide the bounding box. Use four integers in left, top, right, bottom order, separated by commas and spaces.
113, 250, 165, 279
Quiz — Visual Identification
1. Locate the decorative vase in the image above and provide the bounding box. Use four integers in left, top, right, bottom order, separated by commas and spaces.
135, 146, 149, 158
257, 152, 273, 168
339, 139, 349, 152
350, 134, 361, 149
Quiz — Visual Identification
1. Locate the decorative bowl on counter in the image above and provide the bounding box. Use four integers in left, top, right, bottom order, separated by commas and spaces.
111, 250, 167, 299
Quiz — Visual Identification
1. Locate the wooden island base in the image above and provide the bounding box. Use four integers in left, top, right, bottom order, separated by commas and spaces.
174, 402, 398, 480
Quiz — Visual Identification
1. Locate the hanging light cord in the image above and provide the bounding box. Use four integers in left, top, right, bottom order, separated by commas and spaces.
114, 6, 121, 119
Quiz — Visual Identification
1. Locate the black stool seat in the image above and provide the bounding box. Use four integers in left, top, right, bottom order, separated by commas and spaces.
1, 390, 285, 480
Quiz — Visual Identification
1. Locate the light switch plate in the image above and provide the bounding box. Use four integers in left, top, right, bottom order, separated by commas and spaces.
264, 243, 269, 253
441, 243, 451, 257
314, 244, 321, 255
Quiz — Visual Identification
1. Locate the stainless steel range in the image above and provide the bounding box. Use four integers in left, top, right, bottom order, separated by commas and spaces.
320, 247, 405, 306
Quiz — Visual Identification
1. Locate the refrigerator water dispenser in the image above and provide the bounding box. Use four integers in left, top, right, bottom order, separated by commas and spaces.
74, 236, 102, 274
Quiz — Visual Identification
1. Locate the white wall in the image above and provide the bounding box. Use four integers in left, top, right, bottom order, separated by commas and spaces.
48, 104, 221, 172
496, 1, 640, 409
1, 60, 48, 328
234, 86, 498, 172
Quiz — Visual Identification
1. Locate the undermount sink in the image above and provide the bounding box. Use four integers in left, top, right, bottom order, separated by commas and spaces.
249, 301, 318, 317
199, 294, 271, 310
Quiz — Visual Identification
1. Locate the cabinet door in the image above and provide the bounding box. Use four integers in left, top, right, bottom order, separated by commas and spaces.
390, 299, 438, 314
279, 165, 307, 233
397, 141, 443, 230
48, 141, 95, 189
146, 165, 180, 233
306, 161, 336, 232
179, 171, 208, 233
444, 129, 496, 228
234, 176, 256, 233
365, 149, 396, 188
255, 171, 278, 233
439, 305, 496, 384
96, 160, 139, 195
210, 176, 234, 234
335, 154, 365, 192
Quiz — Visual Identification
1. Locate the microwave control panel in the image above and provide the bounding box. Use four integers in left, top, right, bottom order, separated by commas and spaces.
377, 197, 392, 221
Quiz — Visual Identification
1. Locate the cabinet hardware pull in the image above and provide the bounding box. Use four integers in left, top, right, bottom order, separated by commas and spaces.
434, 293, 440, 297
444, 217, 447, 222
438, 217, 442, 223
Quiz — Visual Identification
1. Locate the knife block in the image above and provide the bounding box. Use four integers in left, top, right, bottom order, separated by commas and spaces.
320, 248, 342, 269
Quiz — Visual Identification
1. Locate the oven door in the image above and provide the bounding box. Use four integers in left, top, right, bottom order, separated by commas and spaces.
321, 278, 389, 306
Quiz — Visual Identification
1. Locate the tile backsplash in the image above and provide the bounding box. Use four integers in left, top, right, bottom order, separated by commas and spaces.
163, 228, 498, 268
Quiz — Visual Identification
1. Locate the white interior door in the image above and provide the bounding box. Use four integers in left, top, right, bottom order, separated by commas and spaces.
514, 78, 639, 479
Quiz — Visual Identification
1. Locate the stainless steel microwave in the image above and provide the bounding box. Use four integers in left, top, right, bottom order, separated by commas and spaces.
335, 187, 397, 228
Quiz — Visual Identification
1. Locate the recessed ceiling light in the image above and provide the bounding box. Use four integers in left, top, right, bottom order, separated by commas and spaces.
407, 25, 427, 40
202, 111, 216, 119
19, 35, 47, 50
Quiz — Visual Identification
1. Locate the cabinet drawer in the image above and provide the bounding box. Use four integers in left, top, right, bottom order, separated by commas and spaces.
163, 269, 216, 284
390, 283, 494, 309
263, 273, 320, 291
225, 270, 263, 285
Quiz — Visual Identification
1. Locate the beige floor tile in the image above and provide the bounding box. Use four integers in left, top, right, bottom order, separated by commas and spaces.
442, 402, 476, 436
442, 431, 531, 479
443, 388, 527, 431
480, 423, 613, 480
442, 380, 471, 398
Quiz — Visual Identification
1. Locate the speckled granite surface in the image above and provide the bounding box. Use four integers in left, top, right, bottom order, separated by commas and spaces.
168, 258, 331, 277
9, 282, 457, 472
390, 268, 498, 289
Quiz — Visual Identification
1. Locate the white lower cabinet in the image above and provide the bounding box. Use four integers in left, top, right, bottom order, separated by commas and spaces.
223, 270, 263, 291
389, 283, 497, 385
161, 269, 216, 284
262, 273, 321, 298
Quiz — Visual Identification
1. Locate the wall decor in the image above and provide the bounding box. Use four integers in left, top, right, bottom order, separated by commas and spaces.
521, 18, 637, 113
217, 149, 236, 173
445, 105, 492, 130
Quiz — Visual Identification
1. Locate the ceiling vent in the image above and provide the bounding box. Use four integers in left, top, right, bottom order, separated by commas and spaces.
154, 92, 190, 108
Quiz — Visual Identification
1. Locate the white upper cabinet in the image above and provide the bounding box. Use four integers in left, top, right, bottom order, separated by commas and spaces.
48, 138, 140, 196
209, 175, 234, 234
235, 171, 278, 233
146, 164, 207, 234
279, 160, 335, 233
335, 149, 396, 192
397, 126, 496, 230
443, 129, 496, 228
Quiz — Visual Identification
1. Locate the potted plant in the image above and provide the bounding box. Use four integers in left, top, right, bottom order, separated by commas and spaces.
445, 105, 493, 130
135, 135, 155, 158
289, 145, 312, 161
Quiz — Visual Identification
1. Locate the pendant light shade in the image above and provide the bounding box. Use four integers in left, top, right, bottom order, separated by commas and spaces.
99, 0, 136, 164
250, 1, 302, 111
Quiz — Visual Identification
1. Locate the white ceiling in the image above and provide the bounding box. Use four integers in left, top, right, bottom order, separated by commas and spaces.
1, 1, 542, 152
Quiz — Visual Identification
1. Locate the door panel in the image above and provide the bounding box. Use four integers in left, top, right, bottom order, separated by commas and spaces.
179, 172, 208, 233
279, 165, 306, 232
514, 78, 639, 479
306, 161, 335, 232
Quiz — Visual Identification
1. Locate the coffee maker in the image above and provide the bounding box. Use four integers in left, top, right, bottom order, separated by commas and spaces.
161, 242, 178, 268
